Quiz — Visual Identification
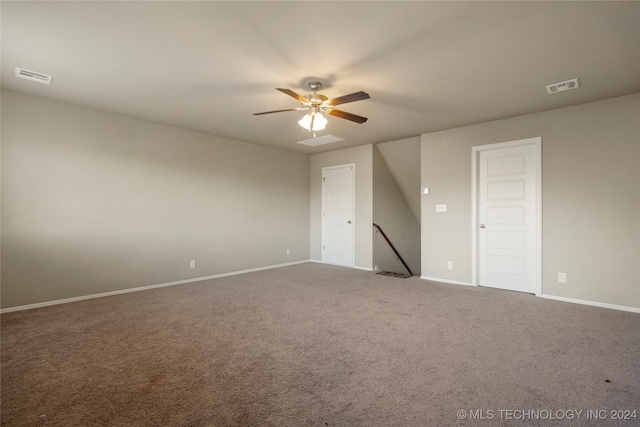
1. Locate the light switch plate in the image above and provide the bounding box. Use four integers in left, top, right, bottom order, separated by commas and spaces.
435, 204, 447, 212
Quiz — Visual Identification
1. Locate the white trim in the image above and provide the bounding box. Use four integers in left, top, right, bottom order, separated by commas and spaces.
5, 261, 636, 315
471, 148, 479, 286
417, 278, 639, 313
471, 137, 543, 295
0, 260, 311, 314
311, 259, 371, 271
541, 294, 640, 314
420, 276, 474, 287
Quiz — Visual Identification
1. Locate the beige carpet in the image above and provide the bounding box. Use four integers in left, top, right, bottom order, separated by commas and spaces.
2, 263, 639, 426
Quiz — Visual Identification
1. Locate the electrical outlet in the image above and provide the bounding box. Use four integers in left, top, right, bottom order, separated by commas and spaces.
558, 272, 566, 283
190, 260, 196, 269
286, 249, 290, 255
447, 261, 453, 270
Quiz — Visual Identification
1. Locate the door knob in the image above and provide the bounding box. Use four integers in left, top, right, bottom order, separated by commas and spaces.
479, 224, 486, 228
347, 220, 352, 224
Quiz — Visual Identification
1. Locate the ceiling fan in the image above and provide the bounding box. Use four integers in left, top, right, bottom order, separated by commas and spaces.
254, 81, 370, 132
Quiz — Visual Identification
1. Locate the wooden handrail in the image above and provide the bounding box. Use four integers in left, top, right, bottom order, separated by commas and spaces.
372, 223, 413, 276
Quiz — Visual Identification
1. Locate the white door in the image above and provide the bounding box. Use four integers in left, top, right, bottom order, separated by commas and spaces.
322, 165, 354, 267
475, 138, 541, 294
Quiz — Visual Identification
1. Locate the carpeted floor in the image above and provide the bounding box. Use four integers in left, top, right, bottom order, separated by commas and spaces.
2, 263, 639, 426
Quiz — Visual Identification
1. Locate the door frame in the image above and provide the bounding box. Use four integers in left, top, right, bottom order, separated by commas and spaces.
471, 137, 542, 296
322, 163, 355, 267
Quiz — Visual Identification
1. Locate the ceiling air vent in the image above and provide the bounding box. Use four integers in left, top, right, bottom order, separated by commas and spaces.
297, 134, 345, 147
15, 67, 53, 85
546, 78, 578, 95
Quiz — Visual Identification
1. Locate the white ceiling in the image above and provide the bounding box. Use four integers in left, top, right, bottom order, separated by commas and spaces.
2, 1, 639, 153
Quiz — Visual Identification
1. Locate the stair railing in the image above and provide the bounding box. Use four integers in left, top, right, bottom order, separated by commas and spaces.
372, 223, 413, 276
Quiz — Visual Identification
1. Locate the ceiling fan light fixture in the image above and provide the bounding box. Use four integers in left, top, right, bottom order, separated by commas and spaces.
298, 112, 327, 131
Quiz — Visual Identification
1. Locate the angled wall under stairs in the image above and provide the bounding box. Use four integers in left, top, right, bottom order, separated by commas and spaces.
373, 142, 421, 276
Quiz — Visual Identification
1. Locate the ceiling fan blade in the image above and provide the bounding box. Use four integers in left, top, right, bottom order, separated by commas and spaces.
325, 108, 368, 124
253, 108, 304, 115
326, 91, 370, 106
276, 88, 310, 104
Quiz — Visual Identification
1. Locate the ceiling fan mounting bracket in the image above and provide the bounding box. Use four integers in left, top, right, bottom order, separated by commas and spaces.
308, 81, 322, 92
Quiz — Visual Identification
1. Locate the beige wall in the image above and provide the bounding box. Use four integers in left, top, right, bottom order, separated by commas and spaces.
421, 94, 640, 309
310, 145, 373, 270
1, 90, 310, 309
4, 89, 637, 311
373, 145, 420, 275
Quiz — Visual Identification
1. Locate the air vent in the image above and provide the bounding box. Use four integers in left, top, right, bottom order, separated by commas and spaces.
297, 134, 345, 147
15, 67, 53, 85
546, 78, 578, 94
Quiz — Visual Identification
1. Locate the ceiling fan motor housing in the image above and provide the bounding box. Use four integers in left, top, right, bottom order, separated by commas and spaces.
306, 94, 328, 105
305, 82, 327, 105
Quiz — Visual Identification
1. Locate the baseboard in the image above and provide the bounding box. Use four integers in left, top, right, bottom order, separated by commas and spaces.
541, 294, 640, 314
420, 276, 474, 287
309, 259, 373, 272
417, 277, 639, 313
14, 263, 634, 315
0, 260, 311, 314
